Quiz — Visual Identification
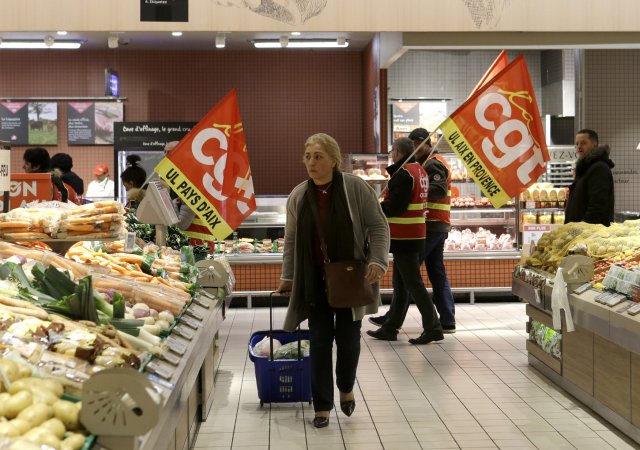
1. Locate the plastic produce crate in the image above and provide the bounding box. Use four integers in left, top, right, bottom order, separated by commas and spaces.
248, 330, 312, 406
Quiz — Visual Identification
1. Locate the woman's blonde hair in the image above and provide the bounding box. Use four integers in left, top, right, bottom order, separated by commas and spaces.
304, 133, 342, 171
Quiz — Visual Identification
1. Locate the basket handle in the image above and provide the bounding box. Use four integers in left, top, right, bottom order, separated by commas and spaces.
269, 291, 303, 361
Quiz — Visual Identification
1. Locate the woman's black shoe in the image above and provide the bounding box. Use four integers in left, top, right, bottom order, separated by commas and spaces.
340, 400, 355, 417
312, 416, 330, 428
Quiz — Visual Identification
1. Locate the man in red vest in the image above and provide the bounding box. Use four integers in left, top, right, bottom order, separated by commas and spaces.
367, 137, 444, 345
369, 128, 456, 333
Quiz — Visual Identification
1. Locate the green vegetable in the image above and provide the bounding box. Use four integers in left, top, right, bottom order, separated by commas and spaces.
110, 319, 144, 336
112, 292, 125, 319
0, 262, 33, 289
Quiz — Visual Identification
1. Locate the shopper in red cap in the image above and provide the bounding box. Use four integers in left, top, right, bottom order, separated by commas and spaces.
85, 164, 115, 201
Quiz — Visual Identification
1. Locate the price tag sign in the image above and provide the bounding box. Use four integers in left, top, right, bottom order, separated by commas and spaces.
166, 336, 188, 355
124, 232, 137, 252
185, 308, 204, 321
173, 325, 195, 340
161, 351, 180, 366
525, 200, 537, 209
573, 282, 592, 295
0, 143, 10, 192
146, 360, 174, 380
180, 315, 201, 330
192, 296, 210, 309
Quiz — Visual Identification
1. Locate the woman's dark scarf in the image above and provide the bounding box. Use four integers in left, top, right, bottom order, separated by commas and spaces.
294, 171, 356, 310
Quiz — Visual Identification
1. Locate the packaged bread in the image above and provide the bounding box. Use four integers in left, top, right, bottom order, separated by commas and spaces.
557, 188, 568, 201
522, 212, 537, 224
549, 189, 558, 202
531, 189, 540, 201
538, 212, 552, 224
539, 189, 549, 202
552, 211, 565, 224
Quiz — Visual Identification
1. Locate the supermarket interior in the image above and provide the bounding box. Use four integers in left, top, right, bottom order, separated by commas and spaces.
1, 1, 640, 449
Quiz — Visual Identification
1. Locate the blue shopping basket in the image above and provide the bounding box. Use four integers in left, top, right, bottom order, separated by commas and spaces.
247, 292, 312, 406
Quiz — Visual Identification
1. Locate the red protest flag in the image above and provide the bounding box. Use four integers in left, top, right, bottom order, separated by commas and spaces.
441, 55, 549, 208
155, 89, 256, 240
469, 50, 509, 97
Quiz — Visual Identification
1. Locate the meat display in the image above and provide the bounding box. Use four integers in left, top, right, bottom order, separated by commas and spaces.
445, 227, 514, 251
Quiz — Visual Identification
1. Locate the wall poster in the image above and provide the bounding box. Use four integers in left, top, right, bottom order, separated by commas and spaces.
68, 102, 124, 145
0, 102, 58, 145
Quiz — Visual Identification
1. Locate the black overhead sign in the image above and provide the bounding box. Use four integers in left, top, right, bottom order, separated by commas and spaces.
140, 0, 188, 22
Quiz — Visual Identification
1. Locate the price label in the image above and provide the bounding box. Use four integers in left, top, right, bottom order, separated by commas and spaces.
124, 232, 137, 252
573, 282, 592, 295
180, 315, 201, 330
146, 360, 174, 380
525, 201, 537, 209
185, 308, 204, 321
166, 336, 188, 354
173, 325, 195, 340
147, 373, 176, 391
161, 351, 180, 366
192, 296, 210, 309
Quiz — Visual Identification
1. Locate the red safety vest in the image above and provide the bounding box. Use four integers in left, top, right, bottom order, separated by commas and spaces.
385, 162, 428, 240
183, 217, 216, 253
424, 153, 451, 225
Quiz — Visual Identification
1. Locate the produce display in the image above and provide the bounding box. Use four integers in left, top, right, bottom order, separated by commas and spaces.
0, 201, 126, 241
445, 228, 515, 251
524, 220, 640, 273
529, 319, 561, 360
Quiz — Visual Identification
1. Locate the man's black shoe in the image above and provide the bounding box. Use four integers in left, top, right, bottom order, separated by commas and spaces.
442, 324, 456, 334
409, 331, 444, 345
367, 315, 386, 327
366, 327, 397, 341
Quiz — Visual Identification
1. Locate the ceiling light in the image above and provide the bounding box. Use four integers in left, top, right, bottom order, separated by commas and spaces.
215, 34, 226, 49
0, 40, 82, 49
279, 36, 289, 48
291, 32, 301, 36
44, 35, 55, 47
108, 35, 119, 49
254, 39, 349, 49
337, 36, 346, 46
57, 31, 67, 36
172, 31, 183, 37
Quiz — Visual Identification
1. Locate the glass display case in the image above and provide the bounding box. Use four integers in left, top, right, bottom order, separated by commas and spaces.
519, 145, 574, 244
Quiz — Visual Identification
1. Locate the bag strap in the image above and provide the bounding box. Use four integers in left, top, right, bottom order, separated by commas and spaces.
305, 186, 331, 264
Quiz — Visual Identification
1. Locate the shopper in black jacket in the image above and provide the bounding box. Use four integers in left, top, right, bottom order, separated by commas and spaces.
564, 129, 615, 226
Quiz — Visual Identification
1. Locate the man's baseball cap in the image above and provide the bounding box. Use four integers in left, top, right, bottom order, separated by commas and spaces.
94, 164, 109, 175
408, 128, 430, 142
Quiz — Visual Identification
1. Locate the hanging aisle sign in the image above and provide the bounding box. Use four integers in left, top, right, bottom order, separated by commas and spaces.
140, 0, 188, 22
440, 55, 549, 208
155, 89, 257, 240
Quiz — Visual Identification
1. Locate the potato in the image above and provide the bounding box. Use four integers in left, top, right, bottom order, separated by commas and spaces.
17, 403, 54, 426
40, 417, 66, 439
0, 359, 19, 381
22, 427, 62, 449
35, 379, 64, 398
0, 392, 11, 416
61, 433, 86, 450
53, 400, 79, 431
16, 363, 32, 379
31, 386, 61, 406
0, 421, 21, 437
7, 418, 31, 435
10, 377, 63, 398
8, 378, 32, 395
8, 439, 42, 450
4, 390, 33, 418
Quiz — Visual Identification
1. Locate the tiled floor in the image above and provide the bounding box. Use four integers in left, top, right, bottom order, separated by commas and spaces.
195, 303, 639, 450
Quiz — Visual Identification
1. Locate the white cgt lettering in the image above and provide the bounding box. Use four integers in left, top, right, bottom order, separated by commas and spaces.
191, 127, 255, 212
475, 92, 544, 184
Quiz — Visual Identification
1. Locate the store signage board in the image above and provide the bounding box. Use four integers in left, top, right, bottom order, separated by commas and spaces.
0, 142, 10, 191
522, 224, 557, 245
68, 102, 123, 145
114, 122, 195, 152
0, 102, 57, 145
0, 173, 52, 211
140, 0, 188, 22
